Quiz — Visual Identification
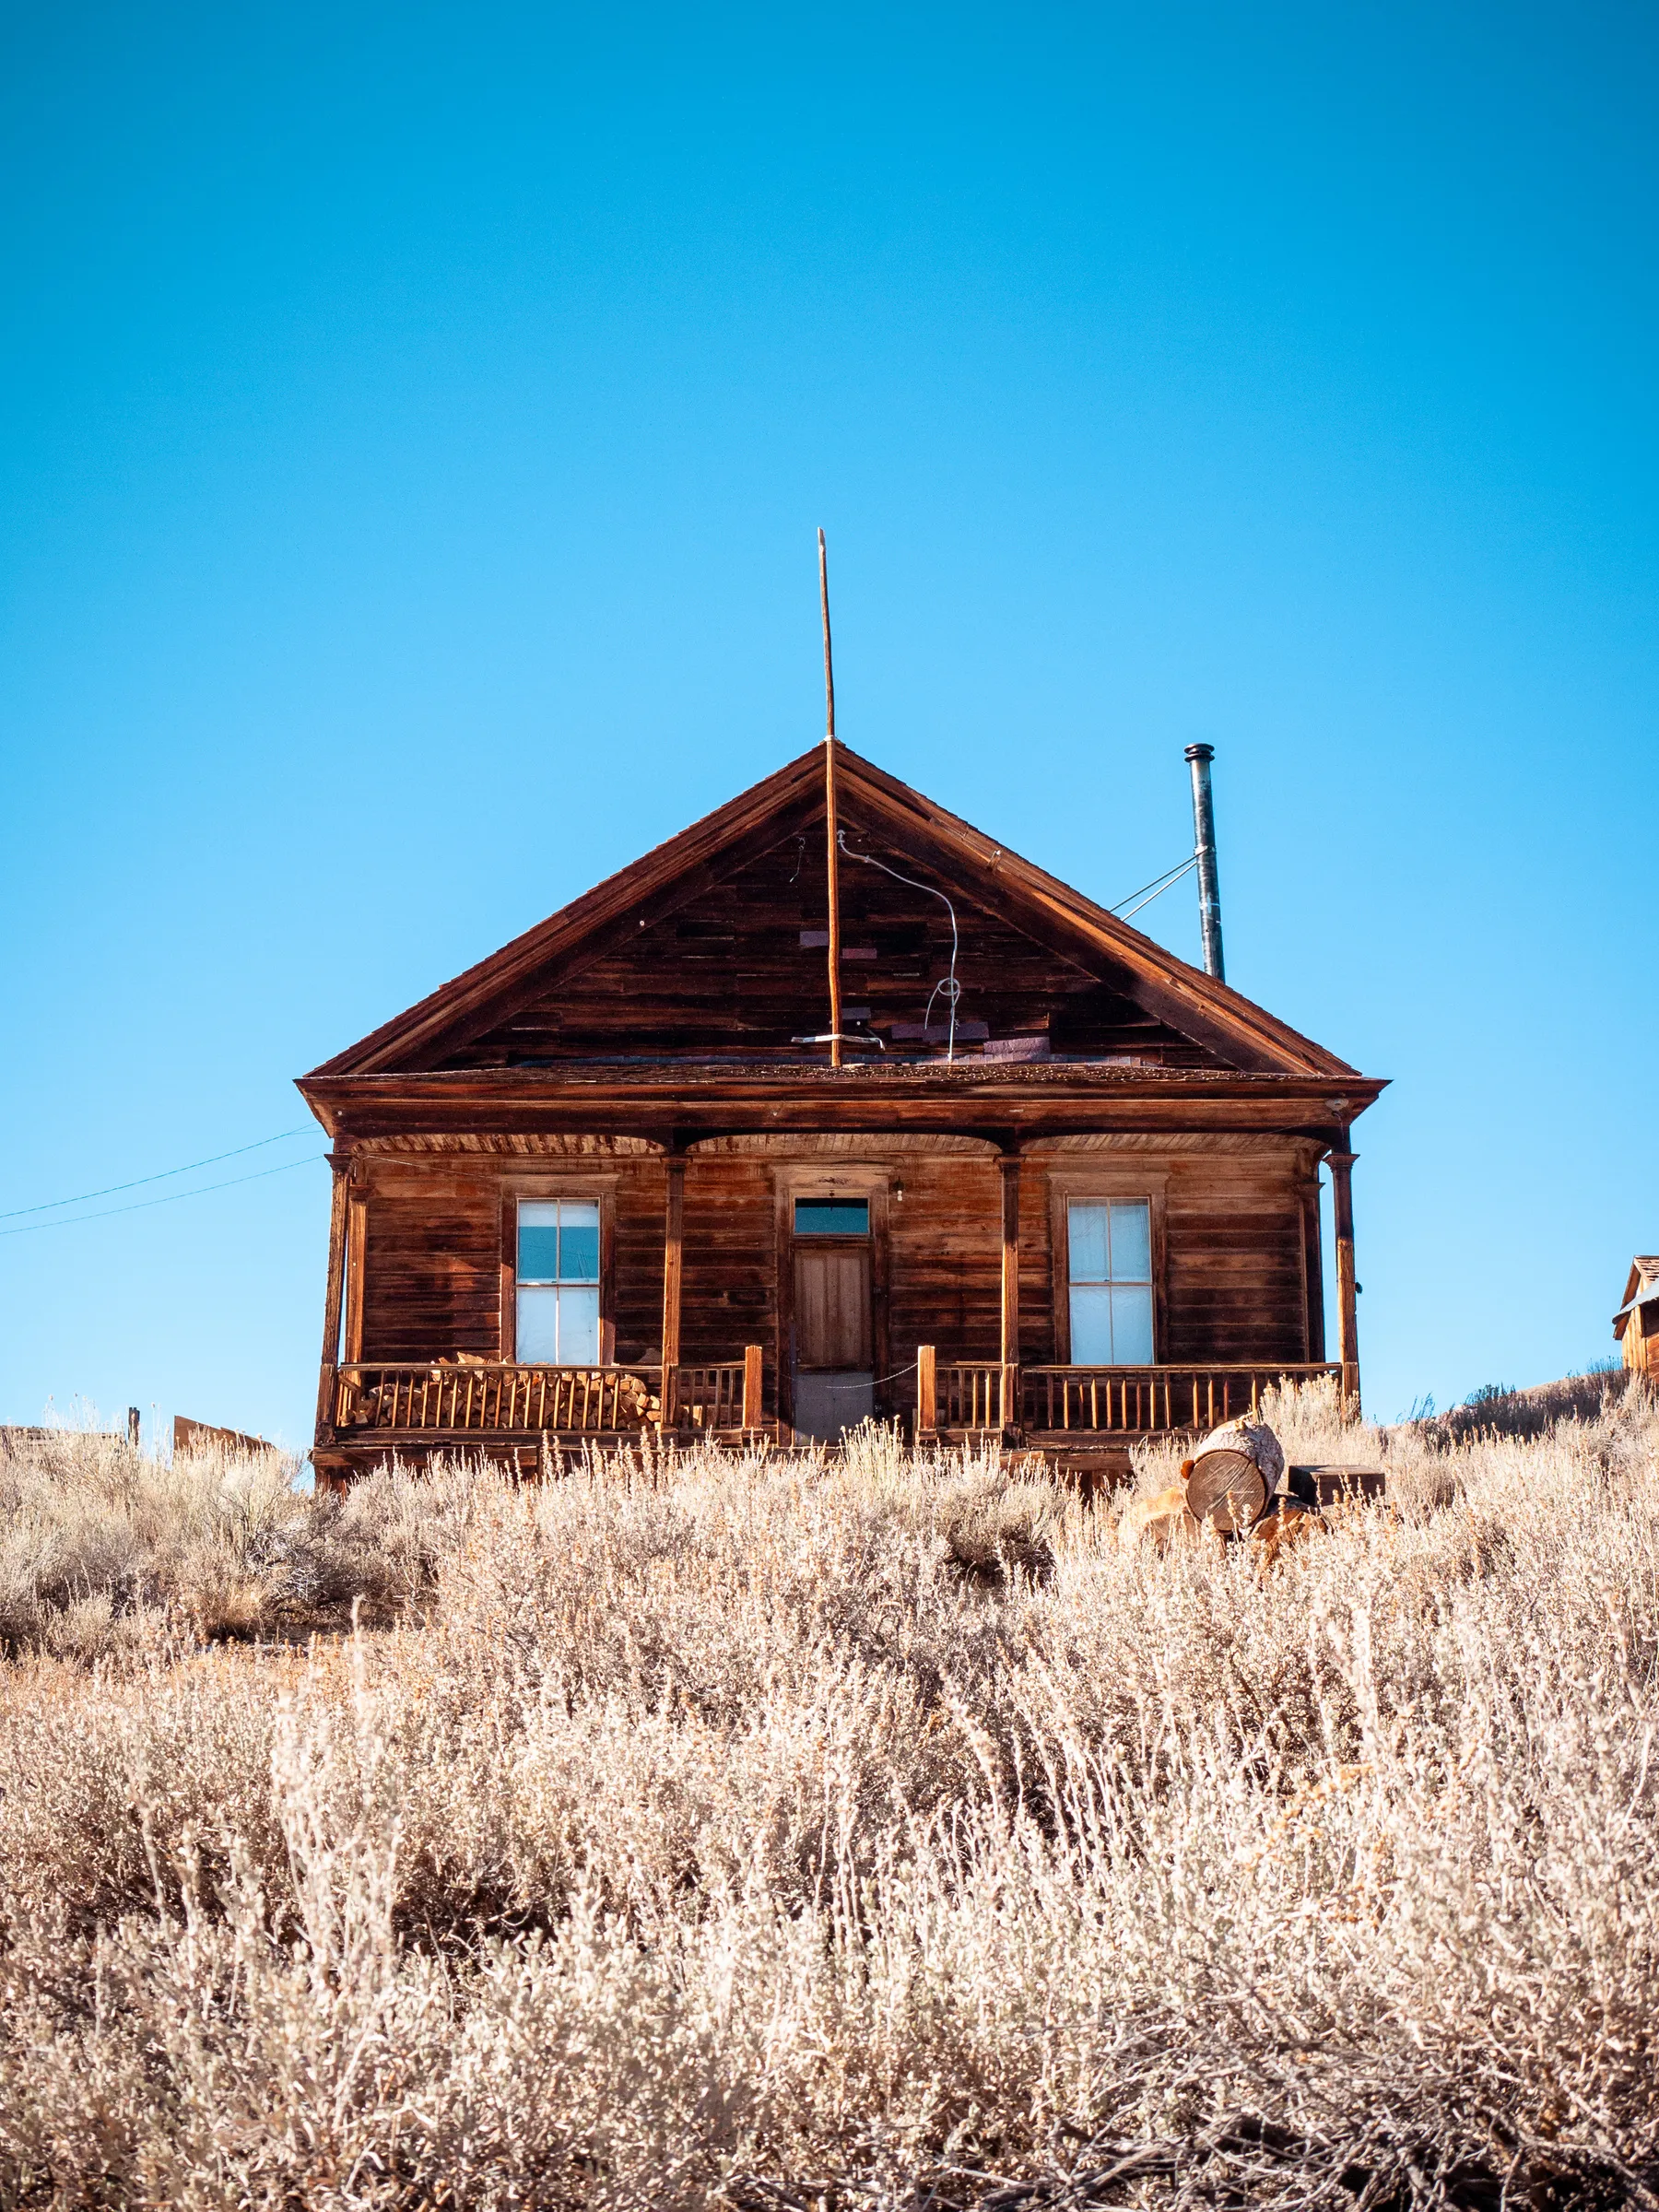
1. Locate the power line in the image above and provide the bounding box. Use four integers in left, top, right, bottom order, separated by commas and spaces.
0, 1129, 313, 1220
0, 1155, 324, 1237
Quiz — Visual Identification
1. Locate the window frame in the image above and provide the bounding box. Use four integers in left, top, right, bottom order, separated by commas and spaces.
513, 1197, 603, 1366
499, 1176, 618, 1364
1044, 1168, 1168, 1366
1063, 1197, 1156, 1367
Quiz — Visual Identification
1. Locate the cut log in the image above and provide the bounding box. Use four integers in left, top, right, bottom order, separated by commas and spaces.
1118, 1483, 1203, 1553
1186, 1418, 1285, 1533
1185, 1447, 1267, 1533
1250, 1496, 1326, 1568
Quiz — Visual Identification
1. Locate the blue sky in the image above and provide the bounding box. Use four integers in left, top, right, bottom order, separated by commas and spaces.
3, 2, 1654, 1448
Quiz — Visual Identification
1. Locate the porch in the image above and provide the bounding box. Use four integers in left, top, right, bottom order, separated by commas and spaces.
918, 1351, 1343, 1443
313, 1346, 1342, 1477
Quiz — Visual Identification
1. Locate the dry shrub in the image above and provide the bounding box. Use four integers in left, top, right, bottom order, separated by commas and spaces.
0, 1430, 462, 1653
1416, 1366, 1639, 1448
0, 1389, 1654, 2206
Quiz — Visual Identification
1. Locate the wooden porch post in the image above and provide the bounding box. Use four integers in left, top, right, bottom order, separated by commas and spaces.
998, 1154, 1021, 1434
313, 1156, 350, 1446
661, 1155, 685, 1428
1328, 1146, 1360, 1414
343, 1187, 367, 1364
916, 1345, 937, 1441
742, 1343, 764, 1431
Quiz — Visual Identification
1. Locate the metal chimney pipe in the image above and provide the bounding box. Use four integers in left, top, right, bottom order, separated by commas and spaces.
1184, 743, 1225, 982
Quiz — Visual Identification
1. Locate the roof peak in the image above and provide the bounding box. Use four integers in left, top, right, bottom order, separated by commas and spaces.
300, 741, 1374, 1088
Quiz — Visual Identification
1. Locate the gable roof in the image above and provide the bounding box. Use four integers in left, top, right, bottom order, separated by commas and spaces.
306, 742, 1363, 1082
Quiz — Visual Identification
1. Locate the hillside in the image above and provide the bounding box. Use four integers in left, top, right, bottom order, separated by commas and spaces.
0, 1381, 1654, 2207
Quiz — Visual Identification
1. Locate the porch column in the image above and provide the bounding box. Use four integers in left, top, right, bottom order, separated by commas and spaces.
313, 1155, 350, 1447
998, 1153, 1021, 1433
661, 1155, 685, 1425
1328, 1146, 1360, 1414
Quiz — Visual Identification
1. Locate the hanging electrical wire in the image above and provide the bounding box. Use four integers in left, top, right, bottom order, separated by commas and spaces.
837, 832, 962, 1063
0, 1153, 324, 1236
0, 1128, 314, 1220
1, 1154, 324, 1237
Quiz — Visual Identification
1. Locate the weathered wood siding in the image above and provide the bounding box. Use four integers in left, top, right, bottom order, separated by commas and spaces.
439, 820, 1230, 1071
359, 1182, 500, 1361
613, 1158, 669, 1367
680, 1158, 775, 1365
887, 1153, 1004, 1364
1160, 1161, 1311, 1365
349, 1139, 1322, 1395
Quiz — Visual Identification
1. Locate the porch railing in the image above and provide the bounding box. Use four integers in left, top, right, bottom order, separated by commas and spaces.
1020, 1364, 1340, 1434
916, 1351, 1342, 1440
332, 1348, 764, 1439
672, 1352, 760, 1431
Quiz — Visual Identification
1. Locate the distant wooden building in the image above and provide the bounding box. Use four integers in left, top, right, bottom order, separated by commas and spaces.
299, 744, 1384, 1482
1614, 1257, 1659, 1378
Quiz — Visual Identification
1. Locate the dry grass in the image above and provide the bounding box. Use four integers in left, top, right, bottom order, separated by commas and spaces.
1412, 1366, 1638, 1449
0, 1383, 1655, 2206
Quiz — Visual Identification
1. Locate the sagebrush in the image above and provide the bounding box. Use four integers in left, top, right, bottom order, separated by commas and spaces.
0, 1382, 1655, 2207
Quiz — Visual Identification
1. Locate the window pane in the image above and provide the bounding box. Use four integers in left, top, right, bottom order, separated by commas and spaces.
518, 1201, 559, 1282
559, 1205, 600, 1283
1068, 1202, 1110, 1284
557, 1286, 600, 1365
518, 1227, 559, 1281
1108, 1199, 1152, 1282
517, 1285, 559, 1361
1110, 1284, 1155, 1364
794, 1200, 869, 1235
1069, 1284, 1113, 1363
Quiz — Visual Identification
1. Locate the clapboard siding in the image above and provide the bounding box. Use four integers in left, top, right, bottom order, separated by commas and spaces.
351, 1144, 1318, 1381
441, 818, 1229, 1071
614, 1159, 668, 1365
1163, 1168, 1308, 1364
1018, 1156, 1057, 1362
681, 1159, 776, 1365
360, 1195, 500, 1361
888, 1155, 1004, 1363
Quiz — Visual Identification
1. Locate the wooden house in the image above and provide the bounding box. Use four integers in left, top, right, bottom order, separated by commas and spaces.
1614, 1257, 1659, 1378
299, 743, 1384, 1483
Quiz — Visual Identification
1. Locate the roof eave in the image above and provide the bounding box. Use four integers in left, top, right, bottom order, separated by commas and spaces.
297, 1064, 1387, 1144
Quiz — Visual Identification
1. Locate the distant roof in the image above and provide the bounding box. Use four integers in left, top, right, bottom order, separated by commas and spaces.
1613, 1255, 1659, 1329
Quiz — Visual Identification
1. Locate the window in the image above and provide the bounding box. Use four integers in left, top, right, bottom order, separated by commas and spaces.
794, 1200, 869, 1235
1067, 1198, 1154, 1364
516, 1200, 600, 1364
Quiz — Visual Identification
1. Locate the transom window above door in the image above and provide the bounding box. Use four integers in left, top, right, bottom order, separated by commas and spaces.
1067, 1198, 1154, 1365
794, 1200, 869, 1235
517, 1200, 600, 1364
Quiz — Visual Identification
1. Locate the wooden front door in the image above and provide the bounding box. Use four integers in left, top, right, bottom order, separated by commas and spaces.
793, 1241, 874, 1440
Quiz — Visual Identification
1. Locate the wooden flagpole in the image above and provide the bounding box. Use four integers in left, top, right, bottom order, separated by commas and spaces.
818, 528, 842, 1070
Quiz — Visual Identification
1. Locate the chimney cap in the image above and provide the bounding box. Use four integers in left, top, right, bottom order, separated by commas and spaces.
1184, 742, 1215, 763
